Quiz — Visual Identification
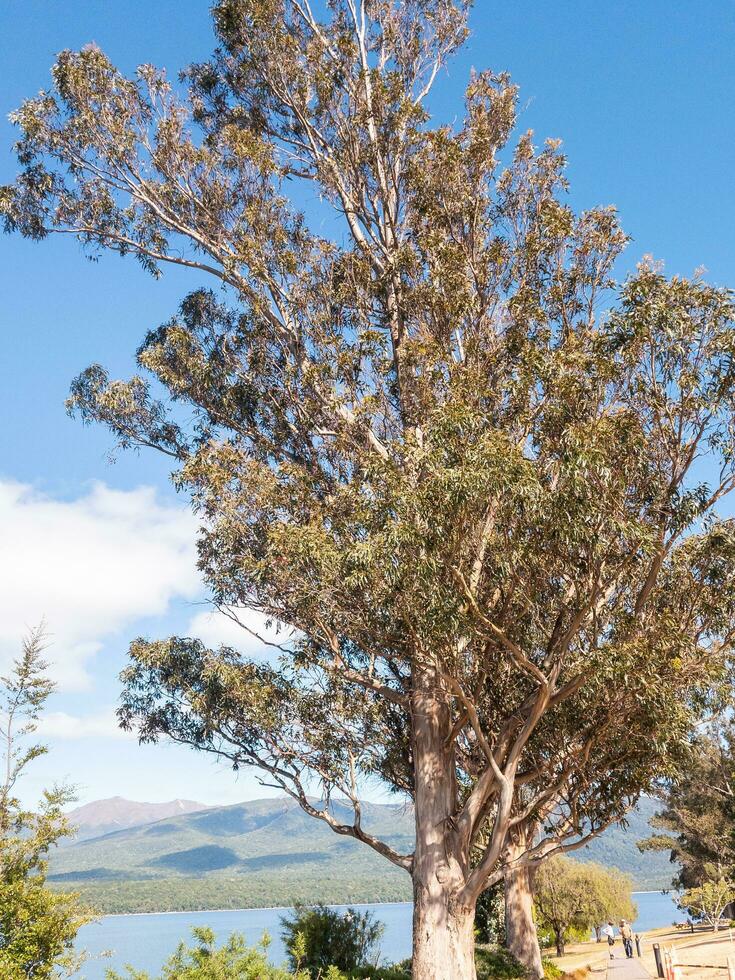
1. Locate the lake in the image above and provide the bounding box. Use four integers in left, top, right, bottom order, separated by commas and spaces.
73, 892, 680, 978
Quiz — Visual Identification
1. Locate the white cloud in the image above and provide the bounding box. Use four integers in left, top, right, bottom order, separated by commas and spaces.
37, 709, 134, 740
187, 606, 291, 659
0, 480, 200, 690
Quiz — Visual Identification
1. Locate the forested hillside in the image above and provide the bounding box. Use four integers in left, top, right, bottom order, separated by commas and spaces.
50, 795, 674, 913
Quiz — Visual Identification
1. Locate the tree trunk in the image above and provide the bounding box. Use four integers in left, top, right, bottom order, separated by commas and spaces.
410, 664, 476, 980
412, 879, 477, 980
504, 835, 543, 979
555, 929, 565, 957
595, 925, 601, 942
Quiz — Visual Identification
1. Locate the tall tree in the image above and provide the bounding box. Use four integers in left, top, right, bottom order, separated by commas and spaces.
640, 720, 735, 889
3, 4, 735, 977
0, 628, 92, 979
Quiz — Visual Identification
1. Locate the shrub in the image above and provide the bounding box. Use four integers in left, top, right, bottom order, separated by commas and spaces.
105, 927, 291, 979
281, 904, 384, 974
475, 946, 526, 979
541, 959, 564, 979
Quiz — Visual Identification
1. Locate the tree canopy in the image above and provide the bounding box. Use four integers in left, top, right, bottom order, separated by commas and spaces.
3, 2, 735, 977
640, 719, 735, 889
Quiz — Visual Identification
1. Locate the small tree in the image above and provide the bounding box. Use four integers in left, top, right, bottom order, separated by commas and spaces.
280, 904, 384, 974
534, 857, 635, 957
0, 627, 92, 979
585, 865, 637, 942
677, 868, 735, 932
534, 858, 588, 957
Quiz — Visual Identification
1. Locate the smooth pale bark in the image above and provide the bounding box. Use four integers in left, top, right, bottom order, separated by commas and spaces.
410, 665, 477, 980
504, 835, 543, 980
412, 880, 476, 980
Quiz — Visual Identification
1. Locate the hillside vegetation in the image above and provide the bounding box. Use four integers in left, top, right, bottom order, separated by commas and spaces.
50, 796, 674, 914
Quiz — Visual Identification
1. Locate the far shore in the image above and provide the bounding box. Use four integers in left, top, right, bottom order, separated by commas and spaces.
89, 899, 414, 920
89, 889, 665, 920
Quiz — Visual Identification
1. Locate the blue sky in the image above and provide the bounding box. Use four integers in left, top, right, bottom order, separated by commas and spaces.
1, 1, 734, 807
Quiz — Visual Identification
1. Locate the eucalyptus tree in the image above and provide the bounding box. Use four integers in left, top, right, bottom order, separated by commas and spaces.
4, 2, 735, 977
641, 719, 735, 889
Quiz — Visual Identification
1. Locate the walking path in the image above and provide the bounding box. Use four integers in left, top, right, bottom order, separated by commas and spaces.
606, 954, 652, 978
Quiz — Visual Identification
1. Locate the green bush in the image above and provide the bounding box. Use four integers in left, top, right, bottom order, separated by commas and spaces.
475, 946, 526, 979
105, 927, 292, 979
541, 959, 564, 979
281, 904, 384, 974
475, 883, 506, 945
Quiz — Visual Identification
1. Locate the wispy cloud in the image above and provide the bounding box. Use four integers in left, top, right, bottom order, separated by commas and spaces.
37, 709, 134, 740
0, 480, 200, 690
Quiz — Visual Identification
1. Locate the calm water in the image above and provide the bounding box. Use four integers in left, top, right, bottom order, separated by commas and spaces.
74, 892, 680, 979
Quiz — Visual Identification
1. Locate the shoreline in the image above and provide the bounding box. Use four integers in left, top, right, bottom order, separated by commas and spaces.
90, 900, 414, 920
89, 891, 666, 920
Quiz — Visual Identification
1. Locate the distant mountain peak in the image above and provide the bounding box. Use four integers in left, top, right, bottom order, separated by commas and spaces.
66, 796, 210, 842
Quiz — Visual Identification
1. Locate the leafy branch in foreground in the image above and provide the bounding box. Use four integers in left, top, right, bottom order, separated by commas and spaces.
0, 627, 93, 979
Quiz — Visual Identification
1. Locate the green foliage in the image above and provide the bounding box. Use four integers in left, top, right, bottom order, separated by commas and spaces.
281, 904, 384, 973
475, 882, 506, 945
0, 628, 92, 979
104, 926, 412, 980
540, 960, 564, 980
534, 857, 636, 956
105, 927, 292, 979
536, 922, 588, 951
474, 946, 525, 979
640, 718, 735, 889
677, 871, 735, 930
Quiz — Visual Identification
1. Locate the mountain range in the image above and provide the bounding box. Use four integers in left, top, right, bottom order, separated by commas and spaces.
50, 794, 675, 914
65, 796, 210, 842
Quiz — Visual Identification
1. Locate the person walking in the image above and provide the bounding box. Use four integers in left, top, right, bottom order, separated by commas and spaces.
620, 919, 634, 959
602, 921, 616, 959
